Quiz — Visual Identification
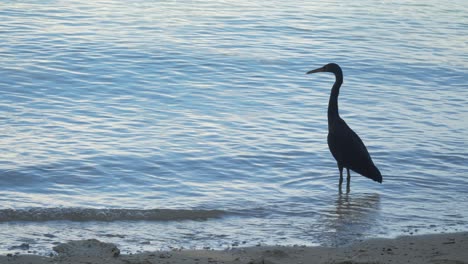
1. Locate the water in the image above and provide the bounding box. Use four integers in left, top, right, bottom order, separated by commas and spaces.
1, 0, 467, 255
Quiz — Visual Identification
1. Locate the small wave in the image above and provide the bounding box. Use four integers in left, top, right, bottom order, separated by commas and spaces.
0, 208, 224, 222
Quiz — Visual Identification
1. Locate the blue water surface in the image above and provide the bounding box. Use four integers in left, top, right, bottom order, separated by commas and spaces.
0, 0, 467, 254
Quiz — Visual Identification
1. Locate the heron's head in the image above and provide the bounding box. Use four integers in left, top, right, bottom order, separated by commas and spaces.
306, 63, 342, 75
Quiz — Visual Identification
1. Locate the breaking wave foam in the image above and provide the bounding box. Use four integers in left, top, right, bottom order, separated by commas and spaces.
0, 208, 225, 222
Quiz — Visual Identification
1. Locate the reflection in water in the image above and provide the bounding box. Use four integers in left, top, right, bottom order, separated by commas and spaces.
322, 192, 381, 247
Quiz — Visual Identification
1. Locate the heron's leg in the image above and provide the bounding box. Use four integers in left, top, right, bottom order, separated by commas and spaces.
338, 165, 344, 189
346, 168, 351, 193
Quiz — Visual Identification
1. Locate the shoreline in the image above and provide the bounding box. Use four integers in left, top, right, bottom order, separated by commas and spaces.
1, 232, 467, 264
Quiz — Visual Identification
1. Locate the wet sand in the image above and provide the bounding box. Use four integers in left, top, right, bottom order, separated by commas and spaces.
1, 232, 467, 264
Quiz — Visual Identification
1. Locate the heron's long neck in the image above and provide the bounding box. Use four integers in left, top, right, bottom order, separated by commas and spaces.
328, 72, 343, 128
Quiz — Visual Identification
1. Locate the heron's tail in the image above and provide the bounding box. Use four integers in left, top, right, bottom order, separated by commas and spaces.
365, 165, 382, 183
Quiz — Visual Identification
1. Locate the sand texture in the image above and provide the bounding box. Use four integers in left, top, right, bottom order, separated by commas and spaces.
1, 232, 467, 264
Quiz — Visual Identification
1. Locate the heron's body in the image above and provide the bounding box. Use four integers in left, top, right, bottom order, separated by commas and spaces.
307, 63, 382, 191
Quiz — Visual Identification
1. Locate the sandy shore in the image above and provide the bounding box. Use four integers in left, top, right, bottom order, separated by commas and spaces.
1, 232, 467, 264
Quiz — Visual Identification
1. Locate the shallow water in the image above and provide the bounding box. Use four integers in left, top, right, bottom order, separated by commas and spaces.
1, 0, 467, 255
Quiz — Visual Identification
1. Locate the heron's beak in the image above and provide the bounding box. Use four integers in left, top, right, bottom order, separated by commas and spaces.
306, 67, 325, 74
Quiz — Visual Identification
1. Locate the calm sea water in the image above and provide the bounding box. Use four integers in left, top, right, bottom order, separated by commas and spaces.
1, 0, 467, 255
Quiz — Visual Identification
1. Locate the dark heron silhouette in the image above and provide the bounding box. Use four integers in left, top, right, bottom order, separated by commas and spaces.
306, 63, 382, 192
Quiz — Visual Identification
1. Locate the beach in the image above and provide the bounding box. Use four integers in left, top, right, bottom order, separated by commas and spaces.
2, 232, 467, 264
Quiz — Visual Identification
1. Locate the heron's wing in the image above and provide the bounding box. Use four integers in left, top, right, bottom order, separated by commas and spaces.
331, 119, 380, 181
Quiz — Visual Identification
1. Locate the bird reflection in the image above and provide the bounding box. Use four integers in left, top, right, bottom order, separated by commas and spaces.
323, 192, 381, 247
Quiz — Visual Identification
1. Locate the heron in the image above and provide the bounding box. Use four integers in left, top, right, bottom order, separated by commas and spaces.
306, 63, 382, 192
